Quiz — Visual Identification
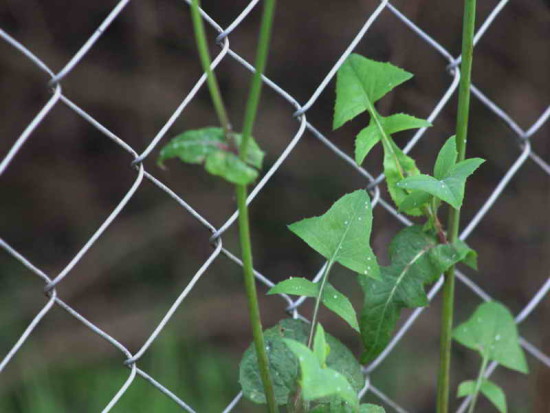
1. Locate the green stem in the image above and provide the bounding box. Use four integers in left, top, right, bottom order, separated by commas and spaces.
307, 261, 334, 348
239, 0, 277, 158
189, 0, 231, 134
468, 353, 489, 413
236, 185, 278, 413
436, 0, 477, 411
235, 1, 278, 411
189, 1, 278, 411
291, 261, 333, 413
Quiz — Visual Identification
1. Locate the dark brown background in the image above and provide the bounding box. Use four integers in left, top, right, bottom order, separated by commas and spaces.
0, 0, 548, 411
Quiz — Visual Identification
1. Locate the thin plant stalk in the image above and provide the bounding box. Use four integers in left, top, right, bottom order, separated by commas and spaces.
436, 0, 477, 411
306, 262, 334, 348
189, 0, 231, 134
467, 354, 489, 413
236, 0, 278, 411
188, 0, 278, 411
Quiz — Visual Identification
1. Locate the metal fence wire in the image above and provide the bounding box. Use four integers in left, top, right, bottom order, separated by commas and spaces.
0, 1, 549, 412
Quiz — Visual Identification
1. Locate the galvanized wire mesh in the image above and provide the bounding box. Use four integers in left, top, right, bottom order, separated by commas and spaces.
1, 1, 548, 412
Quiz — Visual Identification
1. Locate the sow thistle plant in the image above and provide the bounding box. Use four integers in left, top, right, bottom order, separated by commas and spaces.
159, 1, 527, 412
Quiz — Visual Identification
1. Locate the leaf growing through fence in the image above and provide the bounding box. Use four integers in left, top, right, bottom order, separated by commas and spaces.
453, 301, 528, 373
333, 54, 431, 215
333, 54, 412, 130
396, 136, 484, 209
288, 189, 380, 279
157, 127, 264, 185
359, 226, 476, 363
239, 319, 363, 405
457, 379, 507, 413
268, 277, 360, 332
284, 325, 358, 407
354, 114, 431, 166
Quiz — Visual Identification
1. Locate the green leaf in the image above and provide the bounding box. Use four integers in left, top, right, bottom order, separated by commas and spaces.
453, 301, 528, 373
289, 190, 380, 279
457, 379, 507, 413
321, 284, 361, 332
268, 277, 319, 297
455, 239, 478, 270
284, 338, 358, 407
382, 140, 423, 215
333, 54, 429, 215
480, 379, 507, 413
268, 278, 360, 332
360, 404, 386, 413
457, 380, 476, 397
313, 324, 330, 367
359, 226, 476, 363
397, 157, 484, 209
311, 402, 385, 413
204, 151, 258, 185
334, 54, 412, 130
355, 113, 431, 165
398, 190, 432, 212
434, 136, 458, 179
239, 319, 363, 405
158, 127, 264, 185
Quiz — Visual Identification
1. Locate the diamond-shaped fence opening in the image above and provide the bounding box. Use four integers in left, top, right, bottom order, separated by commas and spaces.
0, 0, 548, 412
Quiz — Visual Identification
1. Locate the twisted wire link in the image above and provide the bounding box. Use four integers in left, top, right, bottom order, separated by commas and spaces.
0, 0, 548, 412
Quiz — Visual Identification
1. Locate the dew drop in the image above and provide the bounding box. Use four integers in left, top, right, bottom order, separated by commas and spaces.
495, 334, 501, 341
344, 220, 349, 225
333, 295, 338, 299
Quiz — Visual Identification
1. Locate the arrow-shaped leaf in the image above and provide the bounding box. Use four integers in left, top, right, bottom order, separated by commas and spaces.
453, 301, 528, 373
289, 190, 380, 279
268, 277, 360, 332
396, 136, 484, 209
333, 54, 412, 130
333, 54, 430, 215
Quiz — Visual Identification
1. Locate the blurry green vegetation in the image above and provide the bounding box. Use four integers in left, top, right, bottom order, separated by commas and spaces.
0, 334, 239, 412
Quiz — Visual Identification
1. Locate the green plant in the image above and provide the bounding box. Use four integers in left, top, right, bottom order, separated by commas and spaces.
435, 0, 479, 410
158, 0, 279, 411
157, 1, 527, 411
232, 50, 481, 413
453, 301, 528, 413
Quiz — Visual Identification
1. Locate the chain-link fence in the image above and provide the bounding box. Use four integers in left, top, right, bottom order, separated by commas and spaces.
1, 0, 548, 412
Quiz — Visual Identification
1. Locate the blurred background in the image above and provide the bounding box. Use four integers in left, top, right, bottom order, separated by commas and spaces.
0, 0, 548, 411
